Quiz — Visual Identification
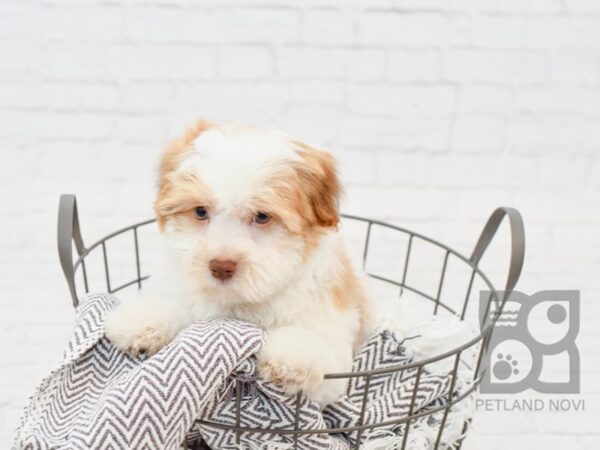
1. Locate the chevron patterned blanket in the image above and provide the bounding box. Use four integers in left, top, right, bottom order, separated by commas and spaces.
15, 293, 461, 450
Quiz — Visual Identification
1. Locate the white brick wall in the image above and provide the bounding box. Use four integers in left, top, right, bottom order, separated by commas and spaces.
1, 1, 599, 448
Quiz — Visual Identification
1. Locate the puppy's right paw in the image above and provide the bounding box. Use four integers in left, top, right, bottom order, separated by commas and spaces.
258, 352, 324, 395
104, 301, 178, 358
257, 326, 352, 406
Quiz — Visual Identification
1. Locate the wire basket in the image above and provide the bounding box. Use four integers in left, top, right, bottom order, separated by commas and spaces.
57, 194, 525, 449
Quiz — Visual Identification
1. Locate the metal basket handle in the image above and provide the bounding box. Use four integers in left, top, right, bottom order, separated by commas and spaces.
470, 207, 525, 304
58, 194, 86, 307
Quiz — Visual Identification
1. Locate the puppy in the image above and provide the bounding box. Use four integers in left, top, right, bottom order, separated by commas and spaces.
105, 120, 373, 406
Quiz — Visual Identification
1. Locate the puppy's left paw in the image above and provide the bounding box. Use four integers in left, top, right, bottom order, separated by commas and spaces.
104, 298, 181, 359
258, 353, 324, 395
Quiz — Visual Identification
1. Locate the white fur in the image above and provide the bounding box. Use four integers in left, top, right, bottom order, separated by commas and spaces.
105, 124, 369, 406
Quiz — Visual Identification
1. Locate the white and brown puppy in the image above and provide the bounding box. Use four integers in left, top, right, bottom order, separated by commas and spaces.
105, 120, 373, 406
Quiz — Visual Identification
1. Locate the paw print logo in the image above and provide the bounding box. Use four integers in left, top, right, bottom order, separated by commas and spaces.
479, 290, 580, 394
493, 354, 519, 380
486, 339, 531, 386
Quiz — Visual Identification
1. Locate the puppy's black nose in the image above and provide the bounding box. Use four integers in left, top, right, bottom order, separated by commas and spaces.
209, 259, 237, 281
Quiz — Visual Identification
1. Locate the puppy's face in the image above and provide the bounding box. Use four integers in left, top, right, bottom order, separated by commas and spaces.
155, 121, 341, 305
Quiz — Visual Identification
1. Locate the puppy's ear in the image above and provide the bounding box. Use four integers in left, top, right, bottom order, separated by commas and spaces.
158, 119, 212, 189
293, 141, 342, 228
155, 119, 212, 230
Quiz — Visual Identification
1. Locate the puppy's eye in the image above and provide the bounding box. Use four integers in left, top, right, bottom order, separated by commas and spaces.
194, 206, 209, 221
253, 212, 271, 225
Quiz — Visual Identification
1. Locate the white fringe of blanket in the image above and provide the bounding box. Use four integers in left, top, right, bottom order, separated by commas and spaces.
365, 291, 480, 450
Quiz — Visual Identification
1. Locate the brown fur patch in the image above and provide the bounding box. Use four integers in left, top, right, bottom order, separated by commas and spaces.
246, 169, 306, 236
155, 119, 213, 230
158, 119, 212, 190
291, 139, 342, 229
155, 171, 213, 230
331, 251, 375, 349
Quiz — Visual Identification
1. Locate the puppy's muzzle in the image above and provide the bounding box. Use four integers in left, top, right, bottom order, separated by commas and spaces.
209, 259, 237, 281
